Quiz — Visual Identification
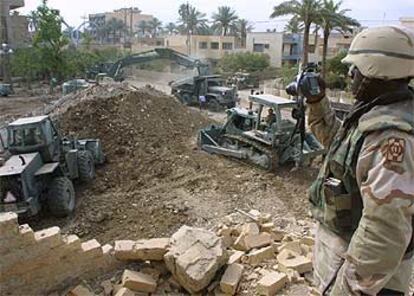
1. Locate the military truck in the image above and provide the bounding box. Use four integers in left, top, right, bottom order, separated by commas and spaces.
198, 94, 325, 170
0, 115, 104, 217
170, 75, 238, 110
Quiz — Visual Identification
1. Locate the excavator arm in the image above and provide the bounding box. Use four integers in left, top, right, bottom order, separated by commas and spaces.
105, 48, 210, 81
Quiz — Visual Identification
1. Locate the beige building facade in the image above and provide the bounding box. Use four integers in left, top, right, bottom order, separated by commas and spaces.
165, 34, 239, 60
246, 32, 284, 67
89, 8, 154, 40
0, 0, 29, 47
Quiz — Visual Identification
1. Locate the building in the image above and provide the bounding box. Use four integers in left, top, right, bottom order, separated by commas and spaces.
318, 32, 353, 59
0, 0, 29, 47
282, 33, 320, 65
89, 7, 154, 42
400, 17, 414, 31
246, 32, 283, 68
165, 34, 239, 60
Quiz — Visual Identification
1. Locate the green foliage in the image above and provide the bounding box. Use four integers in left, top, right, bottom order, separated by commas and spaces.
280, 64, 299, 87
217, 52, 270, 73
11, 48, 42, 87
32, 0, 69, 80
327, 50, 348, 76
325, 50, 348, 89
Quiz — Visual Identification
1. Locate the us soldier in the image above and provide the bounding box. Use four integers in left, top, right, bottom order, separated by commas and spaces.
302, 26, 414, 295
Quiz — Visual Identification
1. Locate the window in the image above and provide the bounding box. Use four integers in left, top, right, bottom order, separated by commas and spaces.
211, 42, 219, 50
264, 44, 270, 49
309, 44, 316, 53
253, 44, 265, 52
222, 42, 233, 50
199, 41, 208, 49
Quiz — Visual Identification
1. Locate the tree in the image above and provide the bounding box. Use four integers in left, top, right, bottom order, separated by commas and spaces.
218, 52, 270, 73
271, 0, 321, 65
148, 17, 162, 37
104, 18, 126, 43
11, 48, 41, 89
317, 0, 359, 78
177, 3, 208, 35
284, 17, 303, 33
165, 22, 177, 35
32, 0, 69, 82
234, 19, 253, 47
212, 6, 239, 36
137, 20, 149, 36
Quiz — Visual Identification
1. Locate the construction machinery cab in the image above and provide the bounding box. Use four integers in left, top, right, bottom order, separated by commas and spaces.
7, 116, 61, 163
1, 115, 104, 217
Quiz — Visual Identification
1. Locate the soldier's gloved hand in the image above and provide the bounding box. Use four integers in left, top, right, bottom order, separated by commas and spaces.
300, 76, 326, 104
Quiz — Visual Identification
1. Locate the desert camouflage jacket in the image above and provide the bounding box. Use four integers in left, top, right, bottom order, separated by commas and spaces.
307, 96, 414, 295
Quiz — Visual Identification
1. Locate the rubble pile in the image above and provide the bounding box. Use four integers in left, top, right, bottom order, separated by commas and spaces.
67, 210, 316, 296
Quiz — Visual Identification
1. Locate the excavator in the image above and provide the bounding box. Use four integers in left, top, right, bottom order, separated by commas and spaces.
87, 48, 210, 81
86, 48, 238, 110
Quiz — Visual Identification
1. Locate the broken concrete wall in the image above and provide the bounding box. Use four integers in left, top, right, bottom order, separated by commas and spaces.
0, 212, 119, 295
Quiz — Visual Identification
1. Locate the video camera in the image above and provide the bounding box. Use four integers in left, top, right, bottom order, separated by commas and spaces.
286, 63, 321, 97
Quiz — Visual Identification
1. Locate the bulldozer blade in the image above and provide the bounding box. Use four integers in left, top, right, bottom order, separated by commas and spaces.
201, 144, 247, 159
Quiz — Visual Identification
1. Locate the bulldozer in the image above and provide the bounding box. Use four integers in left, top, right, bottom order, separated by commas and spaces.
0, 115, 104, 217
198, 94, 325, 170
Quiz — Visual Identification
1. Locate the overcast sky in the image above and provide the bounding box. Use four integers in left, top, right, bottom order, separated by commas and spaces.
18, 0, 414, 31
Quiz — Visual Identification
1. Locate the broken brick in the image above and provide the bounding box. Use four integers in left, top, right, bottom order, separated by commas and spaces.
68, 285, 95, 296
228, 250, 244, 264
244, 246, 274, 265
220, 263, 244, 295
121, 269, 157, 293
257, 272, 288, 296
277, 249, 312, 274
245, 233, 272, 249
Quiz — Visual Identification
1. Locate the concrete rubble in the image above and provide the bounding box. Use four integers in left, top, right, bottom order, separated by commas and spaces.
1, 209, 317, 295
99, 210, 315, 295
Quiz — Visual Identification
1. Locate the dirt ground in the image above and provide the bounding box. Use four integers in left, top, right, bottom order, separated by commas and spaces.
20, 84, 316, 247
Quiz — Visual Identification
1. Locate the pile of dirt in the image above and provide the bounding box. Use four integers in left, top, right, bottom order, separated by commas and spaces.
29, 84, 316, 247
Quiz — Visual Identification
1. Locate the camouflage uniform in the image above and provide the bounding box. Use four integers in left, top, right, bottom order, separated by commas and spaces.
308, 95, 414, 295
305, 26, 414, 295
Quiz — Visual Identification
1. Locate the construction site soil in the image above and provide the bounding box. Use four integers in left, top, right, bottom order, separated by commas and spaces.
22, 84, 318, 246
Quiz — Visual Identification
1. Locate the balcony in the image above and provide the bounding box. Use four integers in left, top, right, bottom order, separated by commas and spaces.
283, 34, 301, 44
282, 54, 301, 61
9, 0, 25, 10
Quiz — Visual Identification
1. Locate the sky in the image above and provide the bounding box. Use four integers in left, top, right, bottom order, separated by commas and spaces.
18, 0, 414, 32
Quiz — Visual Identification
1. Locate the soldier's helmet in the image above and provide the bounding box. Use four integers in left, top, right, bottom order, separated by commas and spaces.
342, 26, 414, 80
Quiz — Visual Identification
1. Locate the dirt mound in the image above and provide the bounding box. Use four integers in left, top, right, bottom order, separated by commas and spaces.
29, 84, 316, 246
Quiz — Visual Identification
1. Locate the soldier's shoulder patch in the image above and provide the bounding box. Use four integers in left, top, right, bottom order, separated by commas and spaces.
381, 137, 406, 163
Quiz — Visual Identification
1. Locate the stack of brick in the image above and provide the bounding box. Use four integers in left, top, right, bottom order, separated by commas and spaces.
0, 212, 119, 295
213, 209, 315, 295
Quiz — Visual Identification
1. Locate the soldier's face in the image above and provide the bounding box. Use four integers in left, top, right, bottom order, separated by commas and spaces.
349, 66, 366, 100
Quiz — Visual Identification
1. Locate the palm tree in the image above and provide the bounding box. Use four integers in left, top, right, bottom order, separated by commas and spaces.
165, 22, 177, 35
271, 0, 321, 65
317, 0, 360, 78
212, 6, 239, 36
104, 18, 127, 43
284, 17, 303, 33
234, 19, 254, 47
177, 3, 208, 35
148, 18, 163, 37
137, 20, 149, 36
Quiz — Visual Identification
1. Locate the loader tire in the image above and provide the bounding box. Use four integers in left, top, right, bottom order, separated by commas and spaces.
78, 151, 95, 182
47, 177, 75, 218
